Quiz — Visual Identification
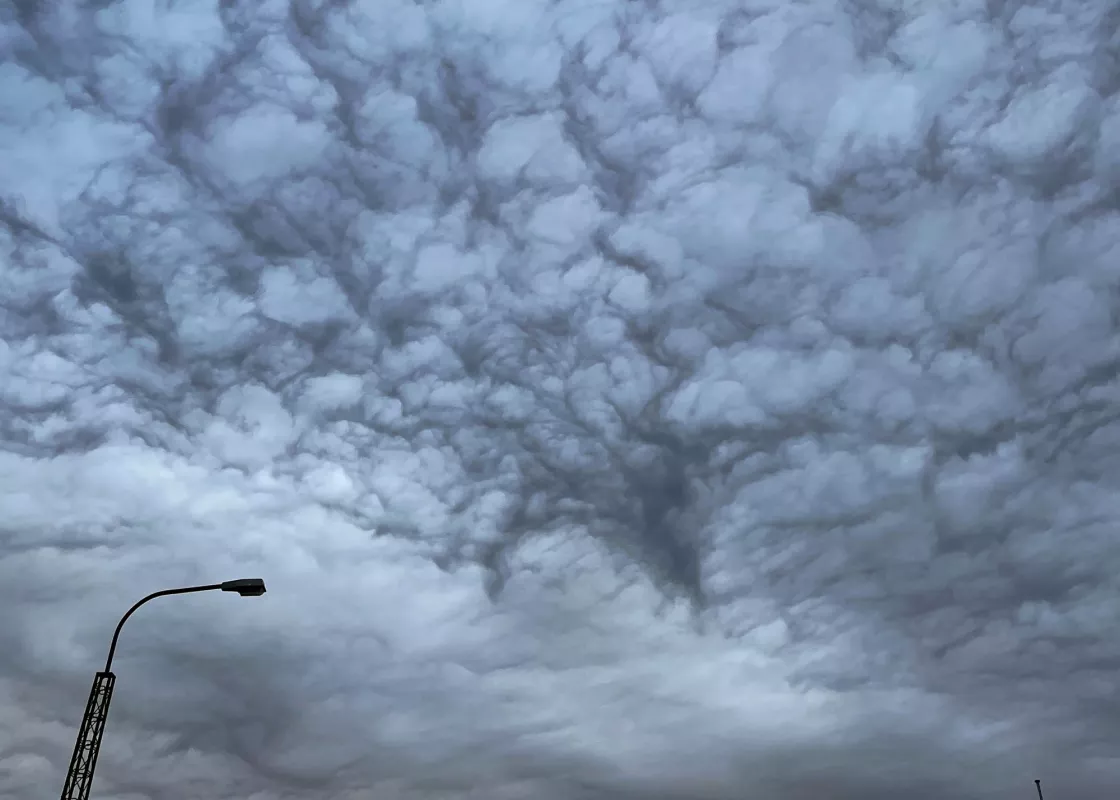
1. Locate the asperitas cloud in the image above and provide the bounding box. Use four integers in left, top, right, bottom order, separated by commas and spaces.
2, 1, 1119, 798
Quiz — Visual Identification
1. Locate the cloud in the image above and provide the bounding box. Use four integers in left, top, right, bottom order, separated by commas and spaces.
2, 0, 1119, 798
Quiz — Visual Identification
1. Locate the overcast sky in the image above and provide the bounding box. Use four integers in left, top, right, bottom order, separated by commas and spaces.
1, 0, 1119, 798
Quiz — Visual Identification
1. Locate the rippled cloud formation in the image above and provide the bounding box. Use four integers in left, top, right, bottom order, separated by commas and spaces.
2, 0, 1119, 798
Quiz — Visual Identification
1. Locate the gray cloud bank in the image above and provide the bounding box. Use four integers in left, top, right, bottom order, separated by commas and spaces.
2, 0, 1119, 798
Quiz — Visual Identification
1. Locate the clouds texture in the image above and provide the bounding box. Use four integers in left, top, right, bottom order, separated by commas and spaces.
2, 0, 1120, 798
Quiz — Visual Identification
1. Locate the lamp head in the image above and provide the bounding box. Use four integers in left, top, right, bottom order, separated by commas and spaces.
221, 578, 267, 597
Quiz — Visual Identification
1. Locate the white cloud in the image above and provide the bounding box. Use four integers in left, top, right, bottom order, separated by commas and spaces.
2, 0, 1120, 799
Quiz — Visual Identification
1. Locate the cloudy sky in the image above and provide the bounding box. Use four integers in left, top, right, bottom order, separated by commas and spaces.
2, 0, 1119, 798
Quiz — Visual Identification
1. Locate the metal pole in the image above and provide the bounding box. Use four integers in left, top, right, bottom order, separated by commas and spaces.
59, 672, 115, 800
1035, 779, 1044, 800
58, 583, 231, 800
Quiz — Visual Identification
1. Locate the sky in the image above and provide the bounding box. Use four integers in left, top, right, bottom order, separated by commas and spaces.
1, 0, 1119, 798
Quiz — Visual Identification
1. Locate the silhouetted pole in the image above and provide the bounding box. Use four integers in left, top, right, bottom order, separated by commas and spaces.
59, 579, 267, 800
1035, 779, 1045, 800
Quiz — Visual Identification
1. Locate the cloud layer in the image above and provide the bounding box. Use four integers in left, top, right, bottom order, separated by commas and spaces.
2, 0, 1120, 798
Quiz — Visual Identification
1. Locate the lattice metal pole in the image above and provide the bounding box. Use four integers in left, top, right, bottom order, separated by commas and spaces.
60, 671, 116, 800
56, 580, 264, 800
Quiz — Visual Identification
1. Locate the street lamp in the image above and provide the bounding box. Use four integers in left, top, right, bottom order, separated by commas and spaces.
59, 579, 267, 800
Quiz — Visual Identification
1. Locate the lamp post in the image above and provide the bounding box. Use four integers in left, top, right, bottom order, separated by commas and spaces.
59, 579, 267, 800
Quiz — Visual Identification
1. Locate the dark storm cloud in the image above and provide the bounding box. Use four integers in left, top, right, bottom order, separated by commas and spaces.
2, 0, 1120, 798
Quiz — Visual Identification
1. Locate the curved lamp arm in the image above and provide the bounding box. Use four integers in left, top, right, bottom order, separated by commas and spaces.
103, 579, 266, 672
